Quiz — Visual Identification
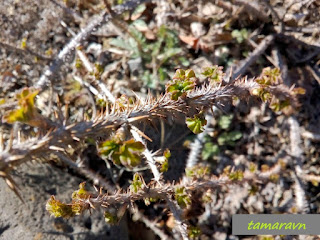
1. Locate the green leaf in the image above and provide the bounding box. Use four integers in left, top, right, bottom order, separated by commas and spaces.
158, 67, 167, 82
185, 165, 209, 178
110, 37, 132, 51
188, 226, 201, 239
4, 108, 27, 123
218, 115, 233, 129
104, 211, 118, 225
141, 70, 155, 88
151, 41, 162, 57
160, 149, 170, 172
202, 142, 220, 160
175, 187, 191, 209
117, 139, 145, 168
217, 131, 242, 146
99, 140, 120, 157
229, 170, 244, 181
132, 19, 148, 29
129, 25, 146, 47
158, 47, 181, 63
173, 69, 185, 80
72, 182, 88, 200
166, 69, 197, 100
202, 66, 224, 82
132, 4, 146, 17
158, 25, 167, 39
99, 138, 144, 168
130, 173, 143, 193
228, 131, 242, 141
231, 28, 248, 43
178, 57, 190, 67
186, 114, 207, 134
3, 88, 39, 124
160, 160, 169, 172
256, 67, 281, 85
46, 196, 74, 218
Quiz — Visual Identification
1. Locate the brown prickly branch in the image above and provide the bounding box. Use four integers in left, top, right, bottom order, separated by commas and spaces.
78, 168, 283, 209
0, 76, 299, 191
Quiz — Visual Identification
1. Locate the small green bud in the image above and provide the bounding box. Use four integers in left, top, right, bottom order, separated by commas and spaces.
46, 196, 74, 218
175, 187, 191, 208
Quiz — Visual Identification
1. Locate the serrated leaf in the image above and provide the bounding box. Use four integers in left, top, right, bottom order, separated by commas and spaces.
186, 115, 207, 134
202, 142, 220, 160
3, 88, 39, 124
129, 25, 146, 46
173, 69, 185, 80
229, 170, 244, 181
157, 47, 181, 63
175, 187, 191, 209
104, 211, 118, 225
218, 115, 233, 129
217, 131, 242, 146
179, 56, 190, 67
228, 130, 242, 141
166, 69, 197, 100
110, 37, 131, 51
130, 173, 143, 193
117, 139, 145, 168
132, 19, 148, 30
131, 4, 146, 19
160, 149, 170, 172
231, 28, 248, 43
72, 182, 88, 200
99, 140, 120, 156
46, 196, 74, 218
256, 67, 281, 85
158, 67, 167, 82
202, 66, 224, 82
4, 108, 27, 123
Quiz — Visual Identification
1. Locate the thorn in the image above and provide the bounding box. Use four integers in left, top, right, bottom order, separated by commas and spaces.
6, 128, 14, 151
127, 115, 149, 123
111, 101, 116, 114
5, 175, 25, 203
106, 102, 110, 116
54, 110, 59, 120
49, 146, 65, 152
17, 130, 21, 144
64, 103, 69, 125
131, 126, 152, 142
